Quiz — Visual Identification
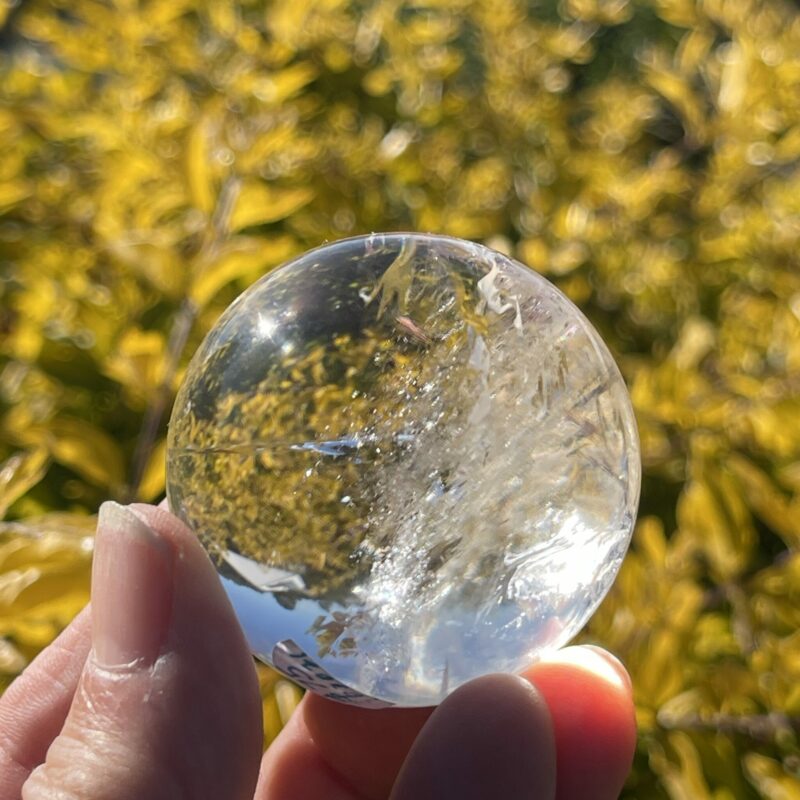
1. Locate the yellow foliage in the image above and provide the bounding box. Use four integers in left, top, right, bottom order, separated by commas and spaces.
1, 0, 800, 795
0, 449, 50, 518
189, 234, 298, 308
0, 515, 93, 691
230, 181, 315, 231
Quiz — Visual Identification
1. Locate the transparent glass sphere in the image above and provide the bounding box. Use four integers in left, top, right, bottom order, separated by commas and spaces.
166, 233, 640, 707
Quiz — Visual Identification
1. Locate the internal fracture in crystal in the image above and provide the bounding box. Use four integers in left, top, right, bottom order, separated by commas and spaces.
166, 232, 641, 707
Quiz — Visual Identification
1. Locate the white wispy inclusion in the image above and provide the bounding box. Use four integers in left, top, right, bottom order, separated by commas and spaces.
352, 280, 635, 702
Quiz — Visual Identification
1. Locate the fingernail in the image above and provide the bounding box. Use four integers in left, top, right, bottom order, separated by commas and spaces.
583, 645, 633, 692
92, 501, 174, 668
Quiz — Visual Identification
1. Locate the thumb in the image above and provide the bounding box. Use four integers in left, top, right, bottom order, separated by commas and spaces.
22, 502, 262, 800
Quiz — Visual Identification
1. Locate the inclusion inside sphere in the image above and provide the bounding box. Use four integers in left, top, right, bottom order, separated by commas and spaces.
166, 233, 640, 707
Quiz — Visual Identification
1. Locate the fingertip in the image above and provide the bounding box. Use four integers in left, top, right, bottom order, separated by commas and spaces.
257, 708, 363, 800
577, 645, 633, 693
92, 503, 174, 669
38, 501, 262, 800
301, 692, 434, 800
128, 502, 193, 546
390, 673, 556, 800
0, 606, 92, 797
524, 646, 636, 800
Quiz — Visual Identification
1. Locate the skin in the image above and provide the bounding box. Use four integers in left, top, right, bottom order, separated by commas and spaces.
0, 503, 636, 800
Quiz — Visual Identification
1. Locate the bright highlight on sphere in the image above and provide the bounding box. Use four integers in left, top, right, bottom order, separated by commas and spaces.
166, 232, 641, 707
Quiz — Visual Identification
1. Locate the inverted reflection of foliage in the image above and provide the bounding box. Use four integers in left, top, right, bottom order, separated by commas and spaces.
1, 0, 800, 794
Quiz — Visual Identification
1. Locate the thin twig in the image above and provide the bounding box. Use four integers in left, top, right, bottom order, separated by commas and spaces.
658, 710, 800, 742
125, 176, 241, 500
126, 296, 197, 500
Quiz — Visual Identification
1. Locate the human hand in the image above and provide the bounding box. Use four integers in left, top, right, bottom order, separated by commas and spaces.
0, 502, 636, 800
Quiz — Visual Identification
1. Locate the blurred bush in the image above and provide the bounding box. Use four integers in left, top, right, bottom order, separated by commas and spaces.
1, 0, 800, 795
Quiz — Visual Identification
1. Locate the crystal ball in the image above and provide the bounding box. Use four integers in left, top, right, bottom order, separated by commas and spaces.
166, 233, 640, 707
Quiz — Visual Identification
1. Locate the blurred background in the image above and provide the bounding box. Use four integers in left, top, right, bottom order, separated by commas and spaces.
1, 0, 799, 795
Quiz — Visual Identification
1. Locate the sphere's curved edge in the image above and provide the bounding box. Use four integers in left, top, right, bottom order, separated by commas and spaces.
167, 231, 644, 708
266, 639, 397, 708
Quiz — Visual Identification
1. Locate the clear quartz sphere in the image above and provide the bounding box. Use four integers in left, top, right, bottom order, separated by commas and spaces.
167, 232, 640, 707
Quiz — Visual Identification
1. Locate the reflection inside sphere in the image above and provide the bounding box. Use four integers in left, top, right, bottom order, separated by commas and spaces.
167, 232, 640, 707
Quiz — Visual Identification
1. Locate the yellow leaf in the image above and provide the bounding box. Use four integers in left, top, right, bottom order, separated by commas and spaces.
107, 241, 187, 298
0, 514, 93, 653
635, 629, 686, 707
0, 567, 39, 607
186, 118, 216, 215
666, 732, 714, 799
729, 455, 800, 549
137, 438, 167, 502
257, 661, 286, 747
48, 418, 126, 491
229, 181, 314, 231
676, 27, 714, 75
0, 638, 26, 676
744, 753, 800, 799
208, 1, 239, 37
362, 66, 394, 96
774, 126, 800, 162
103, 328, 167, 396
148, 0, 194, 27
717, 41, 747, 114
252, 63, 318, 105
669, 316, 715, 371
644, 65, 708, 143
0, 449, 50, 520
275, 679, 302, 726
0, 180, 31, 210
189, 235, 298, 308
648, 734, 714, 799
634, 517, 667, 569
745, 401, 800, 460
677, 464, 756, 580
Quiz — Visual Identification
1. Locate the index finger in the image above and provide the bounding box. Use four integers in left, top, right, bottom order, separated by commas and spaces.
256, 694, 433, 799
0, 605, 91, 798
522, 646, 636, 800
